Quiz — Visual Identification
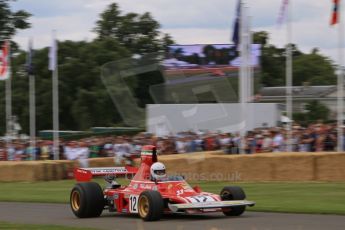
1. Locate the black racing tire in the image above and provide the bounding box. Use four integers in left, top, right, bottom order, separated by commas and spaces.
138, 190, 164, 221
220, 186, 246, 216
70, 182, 105, 218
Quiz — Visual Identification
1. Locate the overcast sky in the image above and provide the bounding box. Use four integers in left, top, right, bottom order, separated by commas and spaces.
11, 0, 341, 63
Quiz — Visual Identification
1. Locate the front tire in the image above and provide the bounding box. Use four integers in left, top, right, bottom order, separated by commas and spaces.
220, 186, 246, 216
70, 182, 105, 218
138, 190, 164, 221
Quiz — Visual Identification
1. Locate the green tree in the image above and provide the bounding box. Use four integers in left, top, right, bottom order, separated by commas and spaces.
161, 34, 174, 52
0, 38, 132, 134
293, 101, 330, 124
57, 38, 131, 130
94, 3, 121, 39
293, 52, 336, 85
260, 44, 286, 86
305, 100, 330, 121
253, 31, 269, 47
1, 3, 175, 134
94, 3, 171, 54
0, 0, 31, 41
254, 31, 337, 87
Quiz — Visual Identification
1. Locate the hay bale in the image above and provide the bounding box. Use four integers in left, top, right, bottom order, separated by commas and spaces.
269, 154, 315, 181
160, 154, 271, 181
33, 162, 46, 181
161, 158, 194, 175
217, 155, 274, 181
159, 152, 321, 182
88, 157, 115, 167
30, 160, 76, 181
315, 153, 345, 181
0, 162, 14, 181
0, 161, 41, 182
53, 162, 63, 180
1, 151, 344, 182
50, 160, 74, 180
0, 162, 13, 181
40, 162, 54, 181
59, 160, 76, 179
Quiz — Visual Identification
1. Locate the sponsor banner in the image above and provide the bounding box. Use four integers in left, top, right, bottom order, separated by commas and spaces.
80, 167, 128, 175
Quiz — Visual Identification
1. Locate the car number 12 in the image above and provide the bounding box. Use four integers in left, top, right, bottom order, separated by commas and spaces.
129, 195, 139, 213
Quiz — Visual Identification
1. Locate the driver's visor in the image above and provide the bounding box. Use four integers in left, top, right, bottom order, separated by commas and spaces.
154, 169, 166, 175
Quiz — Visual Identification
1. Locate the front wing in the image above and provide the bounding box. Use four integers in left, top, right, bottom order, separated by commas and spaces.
168, 200, 255, 212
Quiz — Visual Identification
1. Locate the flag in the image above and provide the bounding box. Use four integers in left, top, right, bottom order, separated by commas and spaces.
49, 31, 57, 71
0, 41, 10, 81
277, 0, 289, 25
232, 0, 241, 50
26, 38, 34, 75
331, 0, 340, 25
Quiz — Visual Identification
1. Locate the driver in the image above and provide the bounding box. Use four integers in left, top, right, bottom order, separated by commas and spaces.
150, 162, 167, 181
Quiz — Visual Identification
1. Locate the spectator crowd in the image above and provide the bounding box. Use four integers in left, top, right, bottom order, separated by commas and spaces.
0, 122, 342, 163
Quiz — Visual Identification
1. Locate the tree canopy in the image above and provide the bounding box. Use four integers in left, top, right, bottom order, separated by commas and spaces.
254, 31, 336, 87
0, 3, 171, 135
293, 100, 330, 124
0, 0, 31, 41
94, 3, 169, 55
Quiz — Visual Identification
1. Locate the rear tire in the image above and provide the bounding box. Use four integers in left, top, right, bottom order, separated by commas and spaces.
220, 186, 246, 216
138, 190, 164, 221
70, 182, 105, 218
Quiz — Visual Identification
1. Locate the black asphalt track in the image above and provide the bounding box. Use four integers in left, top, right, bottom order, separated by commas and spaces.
0, 202, 344, 230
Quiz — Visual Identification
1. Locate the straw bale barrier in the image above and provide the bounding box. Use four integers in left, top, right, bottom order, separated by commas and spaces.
0, 160, 74, 182
314, 153, 345, 181
88, 157, 116, 167
158, 152, 345, 182
0, 152, 344, 182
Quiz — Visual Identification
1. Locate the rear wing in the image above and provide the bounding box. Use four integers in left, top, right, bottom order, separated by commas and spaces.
74, 166, 138, 182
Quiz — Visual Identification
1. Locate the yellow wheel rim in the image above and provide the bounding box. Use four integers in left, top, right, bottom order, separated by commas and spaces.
71, 190, 81, 211
139, 196, 149, 218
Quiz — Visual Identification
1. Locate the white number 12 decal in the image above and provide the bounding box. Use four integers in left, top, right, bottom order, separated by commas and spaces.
129, 195, 139, 213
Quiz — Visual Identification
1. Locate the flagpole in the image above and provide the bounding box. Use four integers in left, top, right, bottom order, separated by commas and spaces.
5, 41, 12, 140
248, 16, 253, 102
239, 1, 246, 154
53, 65, 59, 160
239, 3, 250, 153
286, 0, 293, 152
5, 75, 12, 137
51, 31, 59, 160
244, 7, 250, 104
29, 73, 36, 149
239, 3, 245, 104
337, 1, 344, 152
27, 38, 36, 154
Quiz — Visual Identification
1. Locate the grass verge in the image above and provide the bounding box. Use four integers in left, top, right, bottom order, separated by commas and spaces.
0, 221, 97, 230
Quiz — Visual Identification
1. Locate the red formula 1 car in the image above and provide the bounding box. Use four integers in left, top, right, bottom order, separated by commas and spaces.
70, 145, 255, 221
